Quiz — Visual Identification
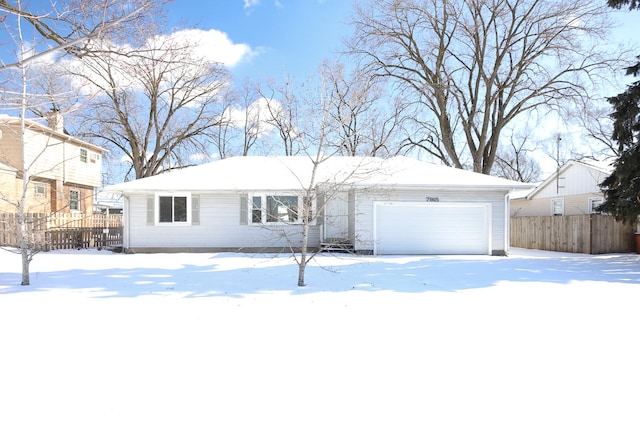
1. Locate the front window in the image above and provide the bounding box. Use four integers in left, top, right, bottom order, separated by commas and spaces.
267, 195, 298, 223
252, 196, 262, 223
69, 190, 80, 211
80, 148, 87, 163
250, 194, 314, 224
159, 195, 188, 223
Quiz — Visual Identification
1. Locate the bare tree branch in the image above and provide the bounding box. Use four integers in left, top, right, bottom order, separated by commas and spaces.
348, 0, 625, 174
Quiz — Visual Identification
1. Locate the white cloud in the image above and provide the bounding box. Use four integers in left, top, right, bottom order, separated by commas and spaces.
244, 0, 261, 11
158, 28, 255, 68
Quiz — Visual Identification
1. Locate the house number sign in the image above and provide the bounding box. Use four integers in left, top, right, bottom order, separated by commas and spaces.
425, 197, 440, 202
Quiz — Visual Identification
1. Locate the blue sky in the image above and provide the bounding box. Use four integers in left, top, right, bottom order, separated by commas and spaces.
160, 0, 640, 86
166, 0, 356, 82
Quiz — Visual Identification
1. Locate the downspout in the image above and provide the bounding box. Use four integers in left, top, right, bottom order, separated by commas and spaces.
62, 139, 66, 184
504, 191, 511, 256
124, 195, 130, 250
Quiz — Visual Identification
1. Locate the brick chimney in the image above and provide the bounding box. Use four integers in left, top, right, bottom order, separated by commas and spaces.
46, 110, 64, 133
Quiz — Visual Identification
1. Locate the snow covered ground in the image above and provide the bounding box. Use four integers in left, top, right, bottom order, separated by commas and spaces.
1, 247, 639, 427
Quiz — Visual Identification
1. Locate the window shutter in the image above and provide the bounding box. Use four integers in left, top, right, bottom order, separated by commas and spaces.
146, 196, 154, 225
192, 195, 200, 225
316, 194, 324, 226
240, 195, 248, 225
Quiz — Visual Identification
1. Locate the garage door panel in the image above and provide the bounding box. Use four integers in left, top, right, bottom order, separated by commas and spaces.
375, 203, 489, 255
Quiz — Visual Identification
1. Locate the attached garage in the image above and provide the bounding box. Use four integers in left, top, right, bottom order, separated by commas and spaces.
374, 202, 491, 255
107, 155, 533, 255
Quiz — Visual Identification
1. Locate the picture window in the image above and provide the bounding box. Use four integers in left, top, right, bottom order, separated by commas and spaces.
249, 194, 314, 225
158, 195, 189, 224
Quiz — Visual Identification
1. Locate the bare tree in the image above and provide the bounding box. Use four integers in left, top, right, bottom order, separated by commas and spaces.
237, 80, 266, 156
260, 76, 304, 156
0, 0, 162, 71
0, 0, 158, 285
204, 79, 269, 159
254, 73, 386, 287
320, 59, 406, 157
493, 131, 542, 182
67, 30, 233, 180
207, 89, 236, 160
348, 0, 624, 174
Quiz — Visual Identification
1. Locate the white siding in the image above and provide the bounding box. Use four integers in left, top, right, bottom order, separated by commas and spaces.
512, 164, 608, 217
126, 193, 321, 251
22, 131, 102, 187
23, 132, 64, 179
511, 193, 604, 216
536, 164, 607, 198
354, 189, 507, 254
63, 144, 103, 187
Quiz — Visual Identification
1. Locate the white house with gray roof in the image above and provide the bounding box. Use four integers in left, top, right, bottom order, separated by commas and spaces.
105, 156, 533, 255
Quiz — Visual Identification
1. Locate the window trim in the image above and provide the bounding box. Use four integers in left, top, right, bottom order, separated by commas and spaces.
156, 193, 191, 226
588, 197, 604, 214
248, 193, 315, 225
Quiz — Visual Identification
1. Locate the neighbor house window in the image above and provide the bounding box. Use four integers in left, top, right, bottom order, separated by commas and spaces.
158, 194, 189, 224
34, 183, 46, 197
551, 198, 564, 216
249, 194, 314, 224
69, 189, 80, 211
588, 197, 604, 214
80, 148, 87, 163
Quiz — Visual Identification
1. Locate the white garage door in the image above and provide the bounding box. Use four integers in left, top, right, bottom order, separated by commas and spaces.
375, 203, 490, 255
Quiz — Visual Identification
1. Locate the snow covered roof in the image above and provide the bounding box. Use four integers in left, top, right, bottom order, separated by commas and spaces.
0, 114, 107, 153
509, 185, 541, 200
104, 155, 535, 193
525, 159, 613, 199
0, 161, 18, 174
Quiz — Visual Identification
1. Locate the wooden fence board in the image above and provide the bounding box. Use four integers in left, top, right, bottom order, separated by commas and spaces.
0, 212, 123, 251
511, 214, 635, 254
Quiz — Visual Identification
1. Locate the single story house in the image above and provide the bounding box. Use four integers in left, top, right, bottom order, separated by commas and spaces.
104, 156, 533, 255
510, 159, 613, 217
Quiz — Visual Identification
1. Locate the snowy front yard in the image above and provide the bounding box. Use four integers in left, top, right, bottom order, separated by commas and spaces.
1, 248, 639, 427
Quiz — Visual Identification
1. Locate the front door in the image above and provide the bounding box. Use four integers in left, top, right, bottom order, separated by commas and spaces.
324, 191, 349, 240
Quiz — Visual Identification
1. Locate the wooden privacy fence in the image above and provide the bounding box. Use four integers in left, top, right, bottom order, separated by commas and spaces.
0, 212, 123, 251
510, 214, 635, 254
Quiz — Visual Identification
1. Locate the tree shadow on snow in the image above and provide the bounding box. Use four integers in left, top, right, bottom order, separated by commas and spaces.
0, 249, 638, 299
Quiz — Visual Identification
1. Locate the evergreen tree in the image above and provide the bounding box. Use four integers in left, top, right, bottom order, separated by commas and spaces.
598, 1, 640, 223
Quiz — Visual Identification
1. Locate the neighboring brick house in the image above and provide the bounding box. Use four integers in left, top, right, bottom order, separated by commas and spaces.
0, 113, 106, 215
510, 159, 612, 217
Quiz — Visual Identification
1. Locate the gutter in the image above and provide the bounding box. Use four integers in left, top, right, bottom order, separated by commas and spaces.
505, 192, 511, 256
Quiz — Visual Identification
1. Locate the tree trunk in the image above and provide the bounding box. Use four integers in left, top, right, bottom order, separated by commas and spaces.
297, 255, 306, 287
18, 208, 31, 286
21, 247, 30, 286
297, 220, 309, 287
